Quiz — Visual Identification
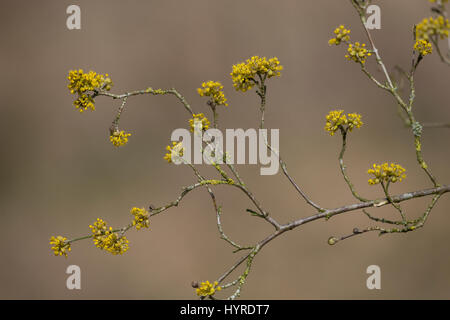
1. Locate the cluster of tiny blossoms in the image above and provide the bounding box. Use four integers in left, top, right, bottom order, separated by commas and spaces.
414, 39, 433, 56
49, 236, 71, 257
110, 130, 131, 147
416, 16, 450, 41
328, 26, 371, 64
230, 56, 283, 92
89, 218, 129, 255
367, 163, 406, 185
67, 69, 113, 112
197, 81, 228, 106
196, 280, 222, 297
131, 207, 150, 230
345, 42, 372, 64
328, 25, 351, 45
324, 110, 363, 136
189, 113, 210, 132
164, 141, 184, 163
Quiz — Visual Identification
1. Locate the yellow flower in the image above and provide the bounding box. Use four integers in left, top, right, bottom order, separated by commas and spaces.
50, 236, 71, 257
110, 130, 131, 147
416, 16, 450, 41
197, 81, 228, 106
68, 69, 107, 94
189, 113, 210, 133
345, 42, 372, 64
324, 110, 363, 136
414, 39, 433, 56
74, 94, 96, 113
131, 207, 150, 230
196, 280, 222, 297
89, 218, 129, 255
67, 69, 113, 112
429, 0, 448, 4
89, 218, 108, 236
329, 25, 351, 45
100, 233, 129, 255
347, 113, 363, 131
164, 141, 184, 163
367, 163, 406, 185
230, 56, 283, 92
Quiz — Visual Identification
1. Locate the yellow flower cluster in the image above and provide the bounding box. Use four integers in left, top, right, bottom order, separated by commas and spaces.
110, 130, 131, 147
49, 236, 71, 257
324, 110, 363, 136
345, 42, 372, 64
367, 163, 406, 185
89, 218, 129, 255
429, 0, 448, 4
164, 141, 184, 163
67, 69, 113, 112
189, 113, 210, 133
329, 25, 351, 46
131, 207, 150, 230
414, 39, 433, 56
416, 16, 450, 41
73, 94, 95, 112
230, 56, 283, 92
196, 280, 222, 297
347, 113, 363, 131
197, 81, 228, 106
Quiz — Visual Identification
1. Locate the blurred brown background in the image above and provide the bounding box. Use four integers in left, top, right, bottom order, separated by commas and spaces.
0, 0, 449, 299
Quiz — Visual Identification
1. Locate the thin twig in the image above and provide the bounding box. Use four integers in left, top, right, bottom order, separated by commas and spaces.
339, 128, 369, 202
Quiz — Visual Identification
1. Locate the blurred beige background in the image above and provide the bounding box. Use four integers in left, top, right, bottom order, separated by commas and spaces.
0, 0, 450, 299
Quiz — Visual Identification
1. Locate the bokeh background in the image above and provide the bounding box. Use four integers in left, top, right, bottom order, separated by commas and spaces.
1, 0, 450, 299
